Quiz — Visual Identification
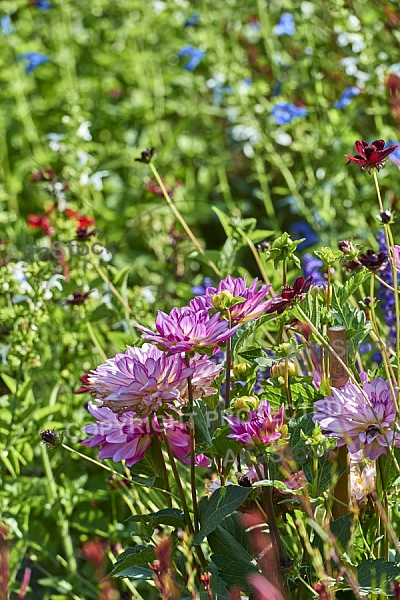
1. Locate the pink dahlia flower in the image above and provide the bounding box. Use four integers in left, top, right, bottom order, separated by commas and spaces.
82, 402, 211, 467
181, 354, 223, 400
88, 343, 192, 416
313, 377, 400, 459
190, 275, 272, 324
225, 401, 285, 447
136, 306, 239, 354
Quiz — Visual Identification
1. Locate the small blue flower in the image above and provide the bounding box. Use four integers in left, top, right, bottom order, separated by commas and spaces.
274, 13, 295, 36
178, 46, 205, 71
191, 277, 214, 295
302, 253, 326, 286
271, 102, 307, 125
17, 52, 49, 73
334, 86, 360, 109
386, 139, 400, 167
1, 15, 13, 35
30, 0, 53, 7
184, 13, 199, 27
289, 221, 319, 251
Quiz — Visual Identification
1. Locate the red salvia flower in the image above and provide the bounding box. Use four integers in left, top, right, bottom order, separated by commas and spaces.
345, 139, 398, 174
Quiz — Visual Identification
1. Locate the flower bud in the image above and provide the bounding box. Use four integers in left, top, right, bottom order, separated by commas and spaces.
233, 362, 250, 377
211, 290, 234, 309
233, 395, 259, 410
380, 210, 392, 224
271, 360, 297, 378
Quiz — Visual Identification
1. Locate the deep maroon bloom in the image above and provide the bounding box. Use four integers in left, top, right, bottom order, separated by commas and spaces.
358, 249, 388, 272
66, 290, 91, 305
135, 148, 156, 163
345, 139, 398, 174
30, 167, 56, 183
74, 373, 92, 394
266, 276, 312, 314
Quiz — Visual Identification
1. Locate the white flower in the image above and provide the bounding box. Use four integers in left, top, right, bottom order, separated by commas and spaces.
80, 169, 109, 191
350, 462, 376, 508
0, 345, 11, 365
41, 274, 65, 299
11, 262, 32, 294
47, 133, 65, 152
77, 121, 92, 141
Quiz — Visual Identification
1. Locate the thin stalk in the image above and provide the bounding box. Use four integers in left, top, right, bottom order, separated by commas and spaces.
185, 358, 199, 534
92, 261, 133, 314
236, 227, 272, 287
153, 433, 172, 509
224, 336, 231, 409
377, 456, 389, 561
149, 163, 221, 277
373, 171, 400, 390
41, 446, 77, 573
284, 358, 294, 418
86, 322, 108, 361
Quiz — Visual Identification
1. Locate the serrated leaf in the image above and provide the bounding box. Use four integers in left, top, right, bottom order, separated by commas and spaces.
129, 508, 185, 528
231, 315, 275, 355
194, 485, 253, 544
193, 399, 215, 445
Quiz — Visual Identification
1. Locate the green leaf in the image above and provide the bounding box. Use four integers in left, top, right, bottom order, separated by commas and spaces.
129, 508, 185, 529
357, 559, 400, 595
109, 545, 156, 577
193, 399, 215, 445
211, 426, 241, 462
194, 485, 253, 544
208, 524, 257, 588
231, 315, 275, 355
1, 373, 17, 395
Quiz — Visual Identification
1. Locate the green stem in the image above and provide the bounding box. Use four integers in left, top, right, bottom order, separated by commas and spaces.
152, 431, 172, 509
378, 456, 389, 561
224, 335, 231, 409
41, 446, 77, 573
185, 357, 199, 534
149, 163, 221, 277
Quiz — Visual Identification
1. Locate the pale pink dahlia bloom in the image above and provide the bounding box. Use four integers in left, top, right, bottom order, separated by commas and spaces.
82, 402, 211, 467
136, 306, 239, 354
313, 377, 400, 459
182, 354, 223, 400
88, 343, 192, 416
190, 275, 272, 324
225, 401, 285, 447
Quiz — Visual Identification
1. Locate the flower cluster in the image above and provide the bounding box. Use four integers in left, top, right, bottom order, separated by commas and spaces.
225, 401, 286, 448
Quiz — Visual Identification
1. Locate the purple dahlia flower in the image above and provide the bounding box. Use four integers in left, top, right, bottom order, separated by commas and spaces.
190, 274, 272, 324
136, 306, 239, 354
88, 343, 192, 416
82, 403, 211, 467
225, 400, 285, 447
313, 377, 400, 459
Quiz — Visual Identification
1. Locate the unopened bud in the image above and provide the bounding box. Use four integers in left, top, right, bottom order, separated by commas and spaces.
271, 360, 297, 377
233, 395, 259, 410
233, 362, 250, 377
211, 290, 234, 309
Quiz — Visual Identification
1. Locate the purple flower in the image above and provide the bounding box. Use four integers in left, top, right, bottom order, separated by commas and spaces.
88, 343, 193, 416
274, 13, 295, 36
82, 403, 211, 467
313, 377, 400, 459
136, 306, 239, 354
302, 253, 326, 286
271, 103, 307, 125
334, 87, 360, 109
184, 354, 223, 399
190, 275, 272, 324
82, 403, 152, 466
225, 400, 285, 447
178, 46, 205, 71
17, 52, 49, 73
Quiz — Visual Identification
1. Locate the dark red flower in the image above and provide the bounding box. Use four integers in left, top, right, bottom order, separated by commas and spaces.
40, 429, 60, 447
135, 147, 156, 163
27, 213, 54, 236
66, 291, 91, 306
358, 249, 388, 271
30, 167, 56, 183
267, 276, 312, 314
345, 139, 398, 174
74, 373, 92, 394
145, 179, 182, 198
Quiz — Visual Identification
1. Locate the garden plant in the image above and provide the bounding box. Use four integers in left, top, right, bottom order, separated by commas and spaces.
1, 1, 400, 599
